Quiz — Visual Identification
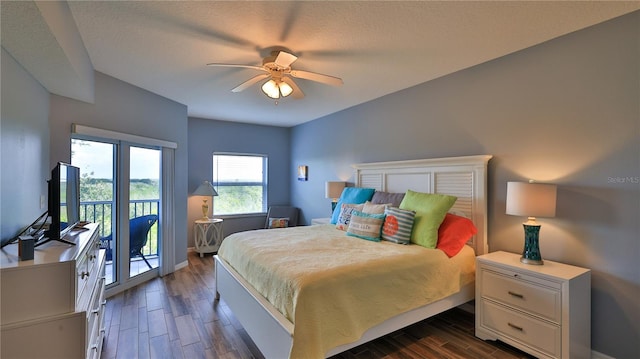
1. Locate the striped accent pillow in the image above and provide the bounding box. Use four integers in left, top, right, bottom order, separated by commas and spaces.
381, 207, 416, 244
346, 210, 386, 242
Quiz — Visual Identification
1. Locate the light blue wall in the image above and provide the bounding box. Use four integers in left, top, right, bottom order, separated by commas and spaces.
0, 48, 50, 242
291, 12, 639, 358
48, 72, 190, 266
187, 117, 291, 243
4, 9, 638, 358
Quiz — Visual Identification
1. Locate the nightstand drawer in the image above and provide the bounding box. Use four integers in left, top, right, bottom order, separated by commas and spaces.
480, 299, 561, 358
481, 269, 561, 323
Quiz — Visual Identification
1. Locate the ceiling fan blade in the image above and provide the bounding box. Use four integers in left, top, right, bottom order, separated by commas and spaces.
289, 70, 343, 86
207, 63, 266, 72
274, 51, 298, 68
282, 77, 304, 99
231, 74, 270, 93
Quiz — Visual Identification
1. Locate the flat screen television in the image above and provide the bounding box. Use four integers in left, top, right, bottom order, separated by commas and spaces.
41, 162, 81, 246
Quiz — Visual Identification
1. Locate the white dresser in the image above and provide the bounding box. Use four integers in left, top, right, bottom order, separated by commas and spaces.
475, 251, 591, 359
1, 223, 106, 359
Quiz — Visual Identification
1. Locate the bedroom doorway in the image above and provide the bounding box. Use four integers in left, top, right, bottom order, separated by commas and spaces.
71, 138, 162, 289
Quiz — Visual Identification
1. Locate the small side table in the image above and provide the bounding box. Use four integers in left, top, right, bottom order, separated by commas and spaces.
194, 218, 224, 257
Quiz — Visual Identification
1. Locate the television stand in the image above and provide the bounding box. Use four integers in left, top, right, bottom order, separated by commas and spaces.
1, 223, 106, 357
35, 236, 76, 247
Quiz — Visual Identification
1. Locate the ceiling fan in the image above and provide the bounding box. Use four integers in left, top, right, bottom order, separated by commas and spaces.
207, 50, 343, 100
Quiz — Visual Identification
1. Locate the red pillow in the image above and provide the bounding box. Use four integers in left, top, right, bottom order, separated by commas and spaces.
437, 213, 477, 257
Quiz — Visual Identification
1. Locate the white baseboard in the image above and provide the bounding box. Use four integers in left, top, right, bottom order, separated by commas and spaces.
591, 350, 615, 359
174, 260, 188, 271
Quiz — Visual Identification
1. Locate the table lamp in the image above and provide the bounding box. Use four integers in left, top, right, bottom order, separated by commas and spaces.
506, 181, 557, 265
193, 180, 218, 219
325, 181, 345, 212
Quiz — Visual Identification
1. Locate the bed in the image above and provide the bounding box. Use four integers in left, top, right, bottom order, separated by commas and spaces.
214, 155, 492, 358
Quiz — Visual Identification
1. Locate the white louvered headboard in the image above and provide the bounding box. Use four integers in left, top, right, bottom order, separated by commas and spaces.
353, 155, 492, 255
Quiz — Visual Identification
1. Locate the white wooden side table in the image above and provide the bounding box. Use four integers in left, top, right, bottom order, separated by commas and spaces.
475, 251, 591, 359
194, 218, 224, 257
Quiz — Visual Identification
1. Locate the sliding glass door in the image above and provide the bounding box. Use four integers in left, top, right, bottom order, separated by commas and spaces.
71, 139, 117, 284
128, 146, 161, 277
72, 138, 162, 289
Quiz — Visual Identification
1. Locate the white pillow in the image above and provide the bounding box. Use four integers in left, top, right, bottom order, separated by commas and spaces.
335, 203, 364, 231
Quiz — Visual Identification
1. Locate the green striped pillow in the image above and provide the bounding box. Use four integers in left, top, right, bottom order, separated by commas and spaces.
381, 207, 416, 244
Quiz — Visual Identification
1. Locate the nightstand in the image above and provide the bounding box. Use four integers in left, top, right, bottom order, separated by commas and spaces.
311, 218, 331, 225
475, 251, 591, 359
194, 218, 224, 257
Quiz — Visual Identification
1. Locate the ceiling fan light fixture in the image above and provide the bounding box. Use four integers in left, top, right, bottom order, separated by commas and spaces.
210, 50, 339, 101
261, 79, 280, 99
279, 81, 293, 97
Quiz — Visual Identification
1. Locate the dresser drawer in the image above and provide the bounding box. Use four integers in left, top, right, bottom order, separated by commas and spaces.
481, 268, 561, 323
76, 252, 90, 306
77, 234, 101, 310
480, 299, 561, 358
86, 237, 101, 275
86, 277, 105, 359
86, 248, 106, 359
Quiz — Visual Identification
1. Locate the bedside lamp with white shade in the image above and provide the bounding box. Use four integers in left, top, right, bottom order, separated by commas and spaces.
325, 181, 345, 212
506, 181, 557, 265
193, 181, 218, 219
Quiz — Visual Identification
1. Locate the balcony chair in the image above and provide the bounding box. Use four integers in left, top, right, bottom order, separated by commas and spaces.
264, 206, 299, 229
100, 214, 158, 269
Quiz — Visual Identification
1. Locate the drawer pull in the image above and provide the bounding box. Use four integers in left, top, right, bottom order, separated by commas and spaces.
80, 271, 90, 279
508, 322, 524, 331
89, 254, 97, 261
92, 308, 100, 315
508, 291, 524, 299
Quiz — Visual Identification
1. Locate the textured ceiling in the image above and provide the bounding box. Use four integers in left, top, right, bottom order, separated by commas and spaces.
3, 1, 639, 127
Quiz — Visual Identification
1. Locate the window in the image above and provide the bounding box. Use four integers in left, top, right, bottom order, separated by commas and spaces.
213, 153, 268, 215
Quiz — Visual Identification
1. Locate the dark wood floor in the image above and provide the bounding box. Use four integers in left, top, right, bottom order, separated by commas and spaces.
102, 251, 535, 359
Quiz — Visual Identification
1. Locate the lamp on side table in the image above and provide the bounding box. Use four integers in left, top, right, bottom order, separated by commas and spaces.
506, 180, 557, 265
193, 180, 218, 219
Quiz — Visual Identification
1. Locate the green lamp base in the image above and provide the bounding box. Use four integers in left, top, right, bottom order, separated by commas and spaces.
521, 223, 543, 265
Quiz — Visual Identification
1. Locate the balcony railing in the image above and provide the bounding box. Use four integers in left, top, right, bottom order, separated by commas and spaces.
79, 199, 159, 257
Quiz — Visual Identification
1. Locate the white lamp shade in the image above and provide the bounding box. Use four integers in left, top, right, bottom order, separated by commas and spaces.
506, 181, 557, 218
279, 81, 293, 97
261, 80, 280, 99
325, 181, 345, 199
193, 181, 218, 197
